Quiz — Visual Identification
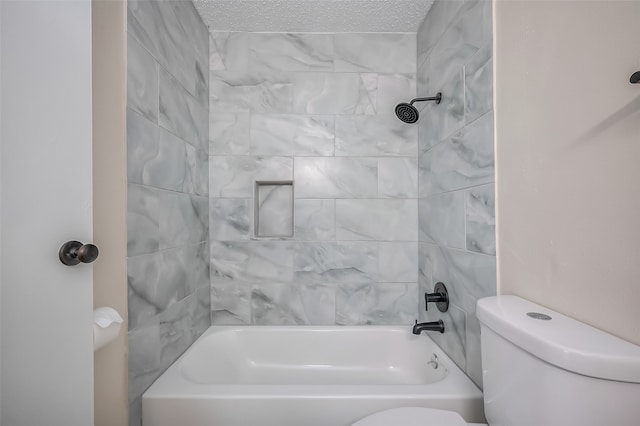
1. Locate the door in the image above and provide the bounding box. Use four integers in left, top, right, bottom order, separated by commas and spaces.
1, 1, 94, 424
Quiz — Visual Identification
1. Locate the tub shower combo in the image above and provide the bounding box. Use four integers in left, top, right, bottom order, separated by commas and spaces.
142, 283, 484, 426
139, 62, 473, 424
129, 1, 499, 424
140, 44, 470, 421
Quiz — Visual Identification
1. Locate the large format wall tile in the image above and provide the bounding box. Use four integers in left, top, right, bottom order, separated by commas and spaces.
419, 111, 494, 197
209, 156, 293, 198
211, 282, 251, 324
128, 242, 208, 330
293, 72, 377, 115
465, 183, 495, 255
379, 242, 418, 283
378, 158, 418, 198
158, 192, 208, 249
417, 0, 464, 68
250, 114, 334, 156
251, 282, 336, 325
210, 71, 294, 113
128, 319, 160, 404
128, 110, 199, 194
159, 69, 208, 151
127, 111, 160, 186
294, 199, 336, 241
194, 149, 209, 196
294, 157, 377, 198
209, 112, 250, 155
194, 284, 212, 336
211, 240, 294, 284
418, 192, 466, 248
423, 0, 488, 91
209, 198, 252, 241
418, 69, 465, 148
336, 283, 418, 325
335, 116, 417, 157
294, 242, 378, 284
210, 32, 249, 72
335, 34, 416, 73
127, 184, 160, 257
250, 33, 334, 72
159, 293, 197, 369
464, 42, 493, 124
377, 74, 417, 118
335, 199, 418, 241
431, 245, 496, 321
127, 35, 158, 122
128, 0, 208, 106
465, 311, 484, 387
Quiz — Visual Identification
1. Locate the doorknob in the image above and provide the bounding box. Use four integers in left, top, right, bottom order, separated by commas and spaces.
59, 240, 99, 266
631, 71, 640, 84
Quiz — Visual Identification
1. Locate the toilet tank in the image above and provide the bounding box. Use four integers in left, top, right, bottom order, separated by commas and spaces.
477, 296, 640, 426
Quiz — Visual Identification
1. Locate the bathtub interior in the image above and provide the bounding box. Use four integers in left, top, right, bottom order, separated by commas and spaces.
179, 326, 449, 385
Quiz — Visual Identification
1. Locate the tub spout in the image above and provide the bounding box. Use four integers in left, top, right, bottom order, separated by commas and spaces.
412, 320, 445, 335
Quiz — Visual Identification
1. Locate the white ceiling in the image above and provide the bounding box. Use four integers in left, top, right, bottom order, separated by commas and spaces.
193, 0, 434, 33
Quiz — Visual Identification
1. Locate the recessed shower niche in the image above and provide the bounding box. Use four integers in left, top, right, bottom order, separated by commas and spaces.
254, 181, 294, 238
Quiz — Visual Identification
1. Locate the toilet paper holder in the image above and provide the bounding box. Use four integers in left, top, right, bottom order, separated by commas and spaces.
94, 307, 123, 352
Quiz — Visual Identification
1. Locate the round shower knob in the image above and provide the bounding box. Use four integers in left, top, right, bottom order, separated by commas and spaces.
59, 240, 99, 266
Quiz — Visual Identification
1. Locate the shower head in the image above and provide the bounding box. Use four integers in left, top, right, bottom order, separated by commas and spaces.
395, 92, 442, 123
395, 103, 420, 124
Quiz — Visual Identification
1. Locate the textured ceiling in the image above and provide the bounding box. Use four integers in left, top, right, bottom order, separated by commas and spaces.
193, 0, 434, 33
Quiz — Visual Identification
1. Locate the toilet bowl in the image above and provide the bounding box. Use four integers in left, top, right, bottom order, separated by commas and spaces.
350, 295, 640, 426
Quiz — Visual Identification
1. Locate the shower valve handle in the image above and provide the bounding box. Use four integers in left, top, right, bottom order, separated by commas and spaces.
424, 282, 449, 313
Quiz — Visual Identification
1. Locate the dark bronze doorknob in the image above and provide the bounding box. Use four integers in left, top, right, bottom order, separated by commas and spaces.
59, 240, 99, 266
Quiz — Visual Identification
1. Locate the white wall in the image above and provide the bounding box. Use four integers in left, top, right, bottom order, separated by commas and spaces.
495, 0, 640, 345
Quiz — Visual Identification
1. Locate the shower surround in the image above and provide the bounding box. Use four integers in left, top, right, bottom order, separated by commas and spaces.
417, 0, 496, 388
208, 32, 421, 325
126, 2, 495, 423
126, 1, 210, 424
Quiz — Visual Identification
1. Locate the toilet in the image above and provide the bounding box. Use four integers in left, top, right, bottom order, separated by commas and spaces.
352, 295, 640, 426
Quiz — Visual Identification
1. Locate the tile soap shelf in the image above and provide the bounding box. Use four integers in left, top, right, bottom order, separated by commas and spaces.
254, 181, 294, 238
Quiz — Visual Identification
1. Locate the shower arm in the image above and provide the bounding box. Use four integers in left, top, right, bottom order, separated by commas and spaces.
409, 93, 442, 105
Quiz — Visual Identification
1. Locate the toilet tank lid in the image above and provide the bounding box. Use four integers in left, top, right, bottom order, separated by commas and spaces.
477, 296, 640, 383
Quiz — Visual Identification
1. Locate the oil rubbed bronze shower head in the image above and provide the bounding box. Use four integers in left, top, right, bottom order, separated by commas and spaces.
394, 92, 442, 124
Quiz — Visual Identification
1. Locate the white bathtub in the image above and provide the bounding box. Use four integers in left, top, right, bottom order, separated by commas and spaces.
143, 326, 484, 426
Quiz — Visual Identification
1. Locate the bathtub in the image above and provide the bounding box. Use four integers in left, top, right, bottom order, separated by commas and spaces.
142, 326, 485, 426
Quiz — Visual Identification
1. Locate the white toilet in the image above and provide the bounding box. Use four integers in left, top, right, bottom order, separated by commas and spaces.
352, 295, 640, 426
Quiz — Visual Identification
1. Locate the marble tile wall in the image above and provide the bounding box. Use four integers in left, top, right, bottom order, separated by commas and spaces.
208, 32, 420, 327
126, 1, 209, 425
417, 0, 495, 389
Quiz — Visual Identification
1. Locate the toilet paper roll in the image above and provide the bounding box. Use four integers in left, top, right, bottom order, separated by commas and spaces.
94, 307, 123, 352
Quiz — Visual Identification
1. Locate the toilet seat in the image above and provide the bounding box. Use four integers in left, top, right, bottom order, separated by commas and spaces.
351, 407, 469, 426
